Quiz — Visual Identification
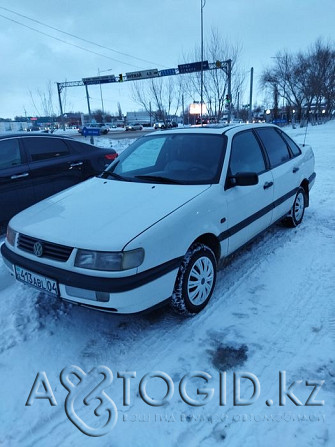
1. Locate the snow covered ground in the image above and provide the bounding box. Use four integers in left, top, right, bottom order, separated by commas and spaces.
0, 121, 334, 446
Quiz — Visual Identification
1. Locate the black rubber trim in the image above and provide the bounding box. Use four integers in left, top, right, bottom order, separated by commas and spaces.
1, 243, 182, 293
309, 172, 316, 183
219, 188, 298, 241
64, 297, 171, 314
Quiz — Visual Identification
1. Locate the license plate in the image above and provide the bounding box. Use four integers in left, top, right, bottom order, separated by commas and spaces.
15, 265, 59, 296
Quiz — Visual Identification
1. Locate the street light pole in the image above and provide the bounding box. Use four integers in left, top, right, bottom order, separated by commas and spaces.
97, 68, 113, 122
200, 0, 206, 126
98, 68, 105, 116
249, 67, 254, 123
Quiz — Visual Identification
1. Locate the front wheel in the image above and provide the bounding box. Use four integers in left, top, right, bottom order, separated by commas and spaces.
282, 186, 306, 227
171, 243, 217, 315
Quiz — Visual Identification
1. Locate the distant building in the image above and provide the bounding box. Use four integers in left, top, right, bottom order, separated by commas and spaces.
126, 111, 151, 125
0, 121, 27, 132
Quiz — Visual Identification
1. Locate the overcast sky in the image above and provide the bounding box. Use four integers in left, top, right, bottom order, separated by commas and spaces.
1, 0, 334, 119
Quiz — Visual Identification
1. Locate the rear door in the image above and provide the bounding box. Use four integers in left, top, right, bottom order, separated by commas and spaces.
255, 127, 300, 223
0, 137, 35, 224
22, 136, 87, 202
223, 129, 274, 254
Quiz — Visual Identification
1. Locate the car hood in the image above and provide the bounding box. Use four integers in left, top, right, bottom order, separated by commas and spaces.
10, 177, 211, 251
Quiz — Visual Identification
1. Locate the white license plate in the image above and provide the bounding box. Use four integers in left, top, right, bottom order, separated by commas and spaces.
15, 265, 59, 296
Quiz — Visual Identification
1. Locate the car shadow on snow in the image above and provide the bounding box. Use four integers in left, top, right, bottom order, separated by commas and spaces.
33, 290, 182, 350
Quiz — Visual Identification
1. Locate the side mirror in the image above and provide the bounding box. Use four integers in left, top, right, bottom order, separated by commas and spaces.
229, 172, 259, 187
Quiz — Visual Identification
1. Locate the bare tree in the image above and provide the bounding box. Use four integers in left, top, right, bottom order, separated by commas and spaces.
261, 39, 335, 123
29, 81, 59, 118
183, 28, 244, 120
117, 102, 123, 119
131, 76, 182, 121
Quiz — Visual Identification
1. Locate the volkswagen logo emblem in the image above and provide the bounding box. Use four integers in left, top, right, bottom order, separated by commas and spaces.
33, 241, 44, 257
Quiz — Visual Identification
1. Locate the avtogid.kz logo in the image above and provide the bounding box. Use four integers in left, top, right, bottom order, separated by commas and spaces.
26, 365, 118, 437
25, 366, 325, 437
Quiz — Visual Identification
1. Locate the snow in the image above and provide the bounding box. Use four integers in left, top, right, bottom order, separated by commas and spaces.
0, 121, 334, 446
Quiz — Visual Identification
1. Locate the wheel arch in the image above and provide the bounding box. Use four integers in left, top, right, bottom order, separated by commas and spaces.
191, 233, 221, 263
300, 179, 310, 207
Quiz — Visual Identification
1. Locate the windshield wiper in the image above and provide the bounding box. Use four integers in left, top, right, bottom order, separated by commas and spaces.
134, 175, 184, 184
101, 171, 133, 182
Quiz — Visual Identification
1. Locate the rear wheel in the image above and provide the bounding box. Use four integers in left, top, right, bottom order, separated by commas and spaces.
171, 243, 217, 315
282, 186, 306, 227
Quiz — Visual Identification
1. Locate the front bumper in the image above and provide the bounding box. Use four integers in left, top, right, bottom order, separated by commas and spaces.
1, 243, 180, 313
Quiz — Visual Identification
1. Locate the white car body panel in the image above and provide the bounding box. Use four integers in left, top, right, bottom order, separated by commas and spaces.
9, 177, 210, 251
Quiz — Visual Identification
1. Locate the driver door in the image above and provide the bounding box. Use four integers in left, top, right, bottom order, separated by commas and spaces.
224, 130, 274, 254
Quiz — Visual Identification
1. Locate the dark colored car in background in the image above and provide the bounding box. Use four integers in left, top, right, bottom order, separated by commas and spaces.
0, 133, 118, 227
27, 125, 41, 132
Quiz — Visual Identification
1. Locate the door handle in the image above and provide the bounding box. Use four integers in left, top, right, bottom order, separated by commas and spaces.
263, 181, 273, 190
293, 167, 299, 173
11, 173, 29, 179
69, 162, 84, 169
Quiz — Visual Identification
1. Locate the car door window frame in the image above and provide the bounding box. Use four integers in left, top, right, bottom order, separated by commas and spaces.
254, 127, 292, 168
276, 129, 302, 158
22, 137, 72, 163
225, 129, 268, 190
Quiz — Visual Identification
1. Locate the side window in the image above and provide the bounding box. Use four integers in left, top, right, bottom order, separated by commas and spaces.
279, 131, 301, 157
24, 137, 70, 162
256, 128, 291, 167
70, 141, 92, 153
229, 131, 266, 175
0, 139, 22, 169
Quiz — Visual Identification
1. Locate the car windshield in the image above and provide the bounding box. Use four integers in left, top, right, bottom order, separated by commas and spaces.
103, 133, 226, 185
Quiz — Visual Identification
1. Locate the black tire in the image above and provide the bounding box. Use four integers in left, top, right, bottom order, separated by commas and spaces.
282, 186, 306, 227
171, 243, 217, 315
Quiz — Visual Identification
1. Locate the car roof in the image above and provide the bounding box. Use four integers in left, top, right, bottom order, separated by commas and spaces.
147, 123, 277, 137
0, 132, 76, 141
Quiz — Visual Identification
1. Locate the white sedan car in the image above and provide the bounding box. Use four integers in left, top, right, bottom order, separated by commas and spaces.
125, 123, 143, 131
1, 124, 315, 315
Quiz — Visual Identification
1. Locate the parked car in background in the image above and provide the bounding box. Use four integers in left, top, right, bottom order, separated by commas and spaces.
78, 123, 109, 135
125, 123, 143, 131
27, 125, 40, 132
196, 118, 210, 125
153, 121, 166, 129
0, 133, 117, 226
1, 124, 315, 316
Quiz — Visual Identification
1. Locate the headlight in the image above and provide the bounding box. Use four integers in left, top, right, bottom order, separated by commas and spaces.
74, 248, 144, 271
6, 226, 17, 246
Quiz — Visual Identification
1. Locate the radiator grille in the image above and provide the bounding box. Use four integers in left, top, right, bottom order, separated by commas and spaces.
18, 234, 73, 262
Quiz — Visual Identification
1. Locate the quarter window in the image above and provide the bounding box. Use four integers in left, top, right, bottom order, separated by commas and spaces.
0, 139, 22, 169
256, 128, 291, 167
229, 130, 266, 175
24, 137, 70, 162
279, 131, 301, 157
